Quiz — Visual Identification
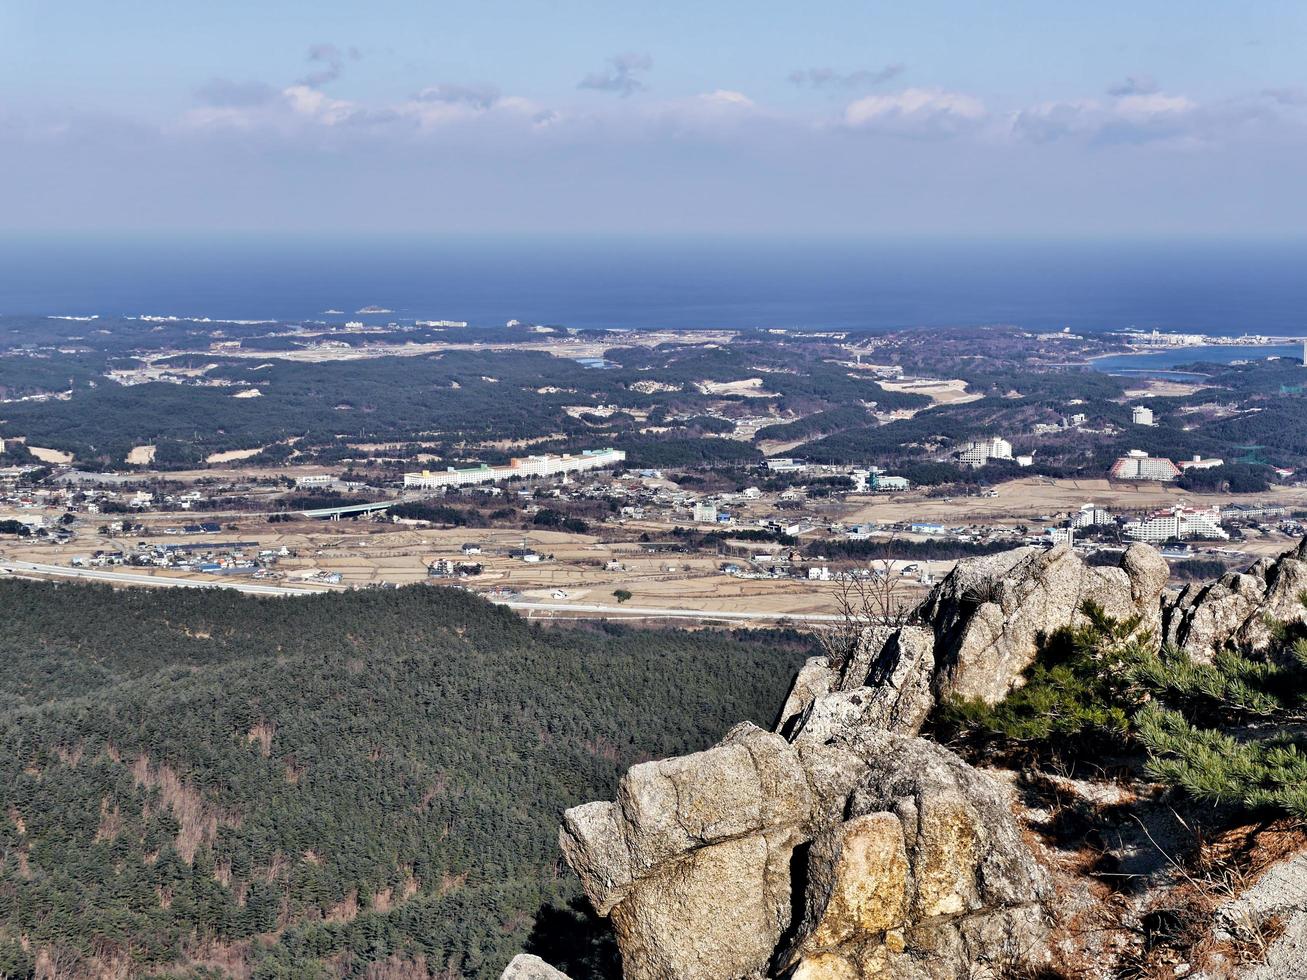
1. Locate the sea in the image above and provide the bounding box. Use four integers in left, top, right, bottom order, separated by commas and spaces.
2, 235, 1306, 338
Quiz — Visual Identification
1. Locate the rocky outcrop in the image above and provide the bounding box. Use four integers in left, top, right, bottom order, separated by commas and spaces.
1163, 538, 1307, 662
777, 625, 936, 743
920, 542, 1169, 704
501, 955, 574, 980
780, 542, 1170, 745
560, 721, 1050, 980
506, 540, 1307, 980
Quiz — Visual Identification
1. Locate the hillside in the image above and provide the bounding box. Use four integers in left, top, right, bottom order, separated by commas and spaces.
509, 539, 1307, 980
0, 581, 808, 979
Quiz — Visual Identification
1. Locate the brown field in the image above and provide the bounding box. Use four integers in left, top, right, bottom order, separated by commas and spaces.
6, 473, 1306, 620
843, 477, 1307, 526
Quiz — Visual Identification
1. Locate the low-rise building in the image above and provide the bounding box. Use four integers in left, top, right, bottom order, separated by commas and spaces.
1047, 527, 1075, 546
870, 473, 911, 491
403, 448, 625, 489
692, 501, 718, 523
765, 458, 808, 474
1178, 455, 1224, 471
295, 474, 334, 488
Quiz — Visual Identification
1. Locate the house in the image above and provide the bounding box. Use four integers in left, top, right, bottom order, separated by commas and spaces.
509, 549, 542, 563
460, 543, 483, 555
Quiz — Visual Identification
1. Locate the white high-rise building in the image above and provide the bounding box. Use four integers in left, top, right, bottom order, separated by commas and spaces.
1110, 450, 1181, 482
1070, 503, 1112, 528
958, 436, 1013, 468
1125, 506, 1227, 542
1132, 405, 1155, 426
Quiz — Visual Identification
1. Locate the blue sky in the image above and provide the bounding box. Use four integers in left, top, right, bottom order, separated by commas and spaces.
4, 0, 1306, 235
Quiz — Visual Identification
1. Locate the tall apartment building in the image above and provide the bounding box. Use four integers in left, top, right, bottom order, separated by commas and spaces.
958, 436, 1013, 468
1132, 405, 1155, 426
1070, 503, 1112, 528
1125, 506, 1227, 542
1109, 450, 1181, 482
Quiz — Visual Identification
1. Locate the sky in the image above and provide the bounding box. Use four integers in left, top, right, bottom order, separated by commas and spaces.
3, 0, 1307, 237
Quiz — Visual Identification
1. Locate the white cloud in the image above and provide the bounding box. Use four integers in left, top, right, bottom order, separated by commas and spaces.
283, 84, 359, 126
696, 89, 755, 108
1115, 93, 1196, 115
844, 88, 986, 136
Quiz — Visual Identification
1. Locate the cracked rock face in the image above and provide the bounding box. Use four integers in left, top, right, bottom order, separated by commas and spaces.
1164, 538, 1307, 663
510, 540, 1307, 980
560, 718, 1051, 980
500, 955, 573, 980
920, 542, 1168, 705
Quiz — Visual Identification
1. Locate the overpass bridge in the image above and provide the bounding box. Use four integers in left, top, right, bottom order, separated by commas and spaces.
296, 499, 405, 520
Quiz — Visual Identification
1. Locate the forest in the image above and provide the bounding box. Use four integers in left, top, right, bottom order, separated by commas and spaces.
0, 580, 809, 978
5, 315, 1307, 481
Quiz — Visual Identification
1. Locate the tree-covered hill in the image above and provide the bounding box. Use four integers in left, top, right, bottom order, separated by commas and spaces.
0, 581, 808, 979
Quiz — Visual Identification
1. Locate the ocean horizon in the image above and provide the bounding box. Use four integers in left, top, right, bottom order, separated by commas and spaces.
3, 235, 1306, 335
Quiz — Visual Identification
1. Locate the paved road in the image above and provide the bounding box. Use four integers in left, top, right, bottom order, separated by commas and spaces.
0, 561, 844, 622
494, 599, 846, 623
0, 560, 324, 596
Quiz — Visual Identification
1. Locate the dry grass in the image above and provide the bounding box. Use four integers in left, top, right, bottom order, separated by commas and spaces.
131, 754, 239, 863
246, 720, 275, 758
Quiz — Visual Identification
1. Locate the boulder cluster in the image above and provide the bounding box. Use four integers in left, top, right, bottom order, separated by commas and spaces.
501, 539, 1307, 980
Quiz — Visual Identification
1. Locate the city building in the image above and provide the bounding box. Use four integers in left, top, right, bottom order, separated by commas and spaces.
1109, 450, 1181, 482
295, 474, 334, 488
0, 437, 6, 455
765, 458, 808, 474
958, 437, 1013, 468
1047, 527, 1075, 546
1125, 505, 1228, 543
1178, 455, 1224, 471
691, 500, 718, 523
870, 473, 911, 491
1070, 503, 1113, 528
403, 448, 626, 489
1132, 406, 1155, 427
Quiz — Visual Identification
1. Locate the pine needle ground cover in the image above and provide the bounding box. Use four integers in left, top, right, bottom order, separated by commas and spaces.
935, 598, 1307, 822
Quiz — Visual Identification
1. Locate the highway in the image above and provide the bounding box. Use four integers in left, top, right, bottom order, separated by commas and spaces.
0, 561, 845, 621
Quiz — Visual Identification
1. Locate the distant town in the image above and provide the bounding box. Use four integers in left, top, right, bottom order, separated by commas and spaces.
2, 315, 1307, 617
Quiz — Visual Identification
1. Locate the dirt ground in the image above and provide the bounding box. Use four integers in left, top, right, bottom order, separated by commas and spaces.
877, 378, 982, 406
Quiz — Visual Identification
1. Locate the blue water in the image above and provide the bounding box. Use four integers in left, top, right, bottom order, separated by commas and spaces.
2, 235, 1307, 333
1093, 343, 1304, 378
